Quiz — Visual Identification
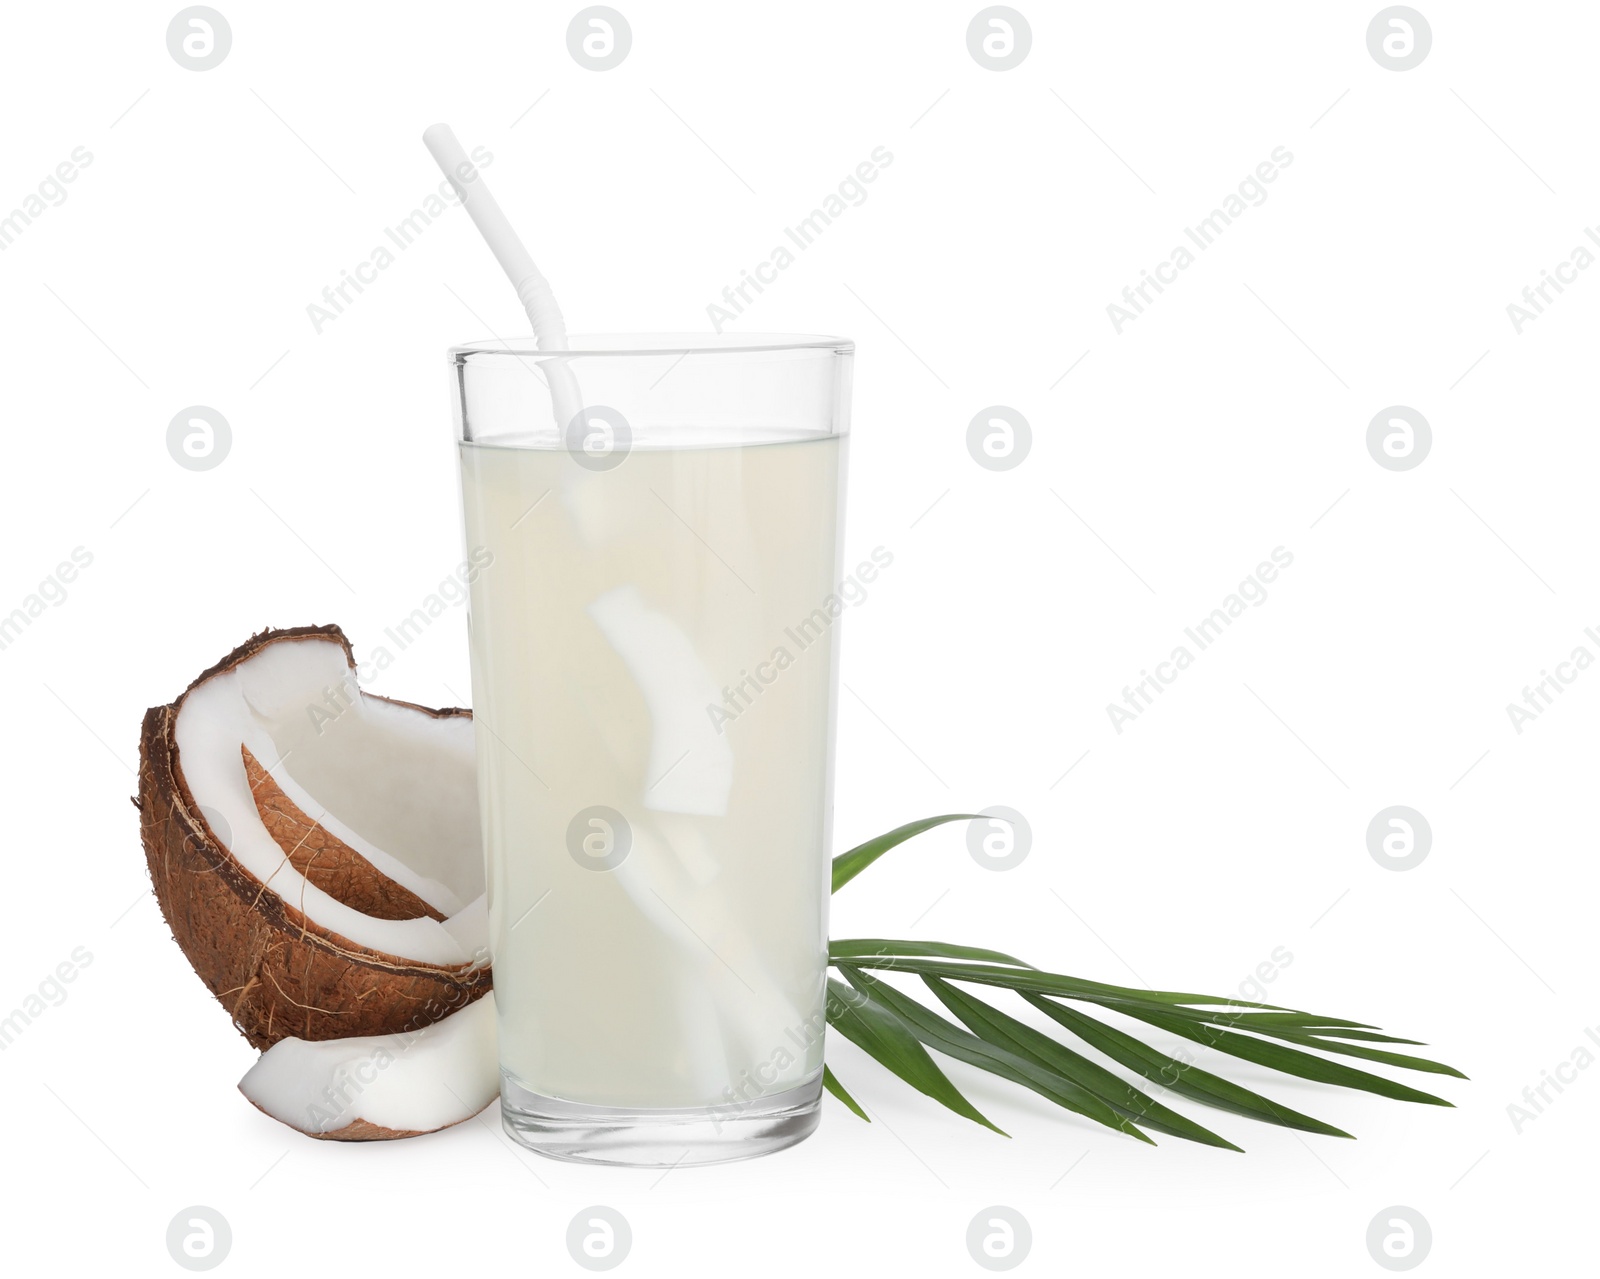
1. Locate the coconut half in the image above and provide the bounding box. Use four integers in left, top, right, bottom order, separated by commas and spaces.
239, 992, 499, 1140
138, 627, 498, 1139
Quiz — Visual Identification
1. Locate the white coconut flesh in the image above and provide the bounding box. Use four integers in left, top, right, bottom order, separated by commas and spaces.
175, 636, 487, 965
239, 993, 499, 1138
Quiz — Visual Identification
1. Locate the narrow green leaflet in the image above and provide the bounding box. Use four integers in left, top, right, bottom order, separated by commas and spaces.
1229, 1026, 1467, 1078
825, 977, 1005, 1133
1288, 1028, 1429, 1046
1211, 1011, 1387, 1033
1023, 993, 1353, 1138
1108, 1004, 1456, 1107
1095, 1004, 1383, 1035
830, 815, 981, 894
822, 1065, 869, 1121
836, 966, 1155, 1144
838, 941, 1378, 1028
921, 975, 1241, 1151
838, 953, 1303, 1015
830, 938, 1034, 968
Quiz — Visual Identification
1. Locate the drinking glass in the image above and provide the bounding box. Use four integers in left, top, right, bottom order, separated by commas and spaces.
452, 334, 852, 1165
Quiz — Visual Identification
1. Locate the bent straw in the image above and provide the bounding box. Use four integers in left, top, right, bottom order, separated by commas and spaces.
422, 123, 582, 430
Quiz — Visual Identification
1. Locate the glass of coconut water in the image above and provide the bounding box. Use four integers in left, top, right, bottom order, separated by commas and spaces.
453, 334, 852, 1165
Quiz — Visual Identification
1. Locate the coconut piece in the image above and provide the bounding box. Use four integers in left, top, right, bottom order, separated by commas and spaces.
138, 626, 492, 1050
241, 746, 446, 923
239, 992, 498, 1140
587, 584, 732, 822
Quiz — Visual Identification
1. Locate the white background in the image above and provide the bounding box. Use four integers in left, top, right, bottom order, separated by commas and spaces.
2, 1, 1595, 1274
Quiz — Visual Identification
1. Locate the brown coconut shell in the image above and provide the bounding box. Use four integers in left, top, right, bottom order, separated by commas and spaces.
137, 625, 490, 1051
302, 1118, 436, 1142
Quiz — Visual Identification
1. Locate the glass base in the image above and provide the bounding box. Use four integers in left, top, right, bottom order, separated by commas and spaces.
500, 1071, 823, 1167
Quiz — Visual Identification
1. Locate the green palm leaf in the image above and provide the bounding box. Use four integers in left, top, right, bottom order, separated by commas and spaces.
821, 816, 1464, 1148
1106, 1004, 1457, 1106
825, 977, 1004, 1133
1227, 1026, 1466, 1077
920, 975, 1241, 1150
1022, 993, 1353, 1138
831, 815, 981, 893
830, 938, 1034, 967
835, 953, 1304, 1015
822, 1065, 868, 1121
837, 965, 1155, 1145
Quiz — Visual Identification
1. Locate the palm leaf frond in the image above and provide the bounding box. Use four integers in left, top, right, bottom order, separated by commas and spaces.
822, 817, 1464, 1149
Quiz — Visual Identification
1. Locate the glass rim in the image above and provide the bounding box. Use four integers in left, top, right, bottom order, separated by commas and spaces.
450, 332, 853, 361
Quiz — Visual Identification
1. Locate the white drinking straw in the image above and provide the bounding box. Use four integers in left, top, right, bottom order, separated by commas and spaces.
422, 123, 582, 430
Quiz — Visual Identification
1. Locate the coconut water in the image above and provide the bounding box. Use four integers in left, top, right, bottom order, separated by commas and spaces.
459, 429, 846, 1110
